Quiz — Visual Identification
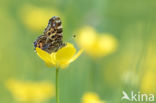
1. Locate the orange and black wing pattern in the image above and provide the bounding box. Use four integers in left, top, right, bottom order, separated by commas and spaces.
34, 16, 65, 53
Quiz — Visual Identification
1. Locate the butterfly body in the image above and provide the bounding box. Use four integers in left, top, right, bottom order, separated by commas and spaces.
34, 16, 66, 53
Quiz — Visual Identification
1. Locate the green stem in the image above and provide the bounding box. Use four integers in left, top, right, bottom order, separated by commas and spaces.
56, 68, 59, 103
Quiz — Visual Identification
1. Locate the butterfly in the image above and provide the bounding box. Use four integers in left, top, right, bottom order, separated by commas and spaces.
34, 16, 66, 53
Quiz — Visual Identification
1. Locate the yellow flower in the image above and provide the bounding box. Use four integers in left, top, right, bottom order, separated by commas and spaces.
6, 79, 55, 102
82, 92, 106, 103
19, 4, 61, 31
76, 26, 118, 58
141, 70, 156, 93
36, 42, 83, 69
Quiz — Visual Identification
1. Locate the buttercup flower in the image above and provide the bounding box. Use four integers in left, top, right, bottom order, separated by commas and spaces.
36, 42, 83, 69
19, 4, 61, 31
76, 26, 118, 58
82, 92, 106, 103
6, 79, 55, 102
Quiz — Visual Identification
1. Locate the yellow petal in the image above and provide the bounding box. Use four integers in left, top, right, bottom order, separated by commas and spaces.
36, 43, 82, 69
69, 49, 83, 63
59, 63, 69, 69
55, 43, 76, 66
50, 53, 57, 65
36, 47, 55, 66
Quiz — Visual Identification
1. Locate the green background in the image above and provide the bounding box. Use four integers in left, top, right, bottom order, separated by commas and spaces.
0, 0, 156, 103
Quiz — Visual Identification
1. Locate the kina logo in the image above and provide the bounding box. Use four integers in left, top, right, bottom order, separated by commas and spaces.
121, 91, 155, 102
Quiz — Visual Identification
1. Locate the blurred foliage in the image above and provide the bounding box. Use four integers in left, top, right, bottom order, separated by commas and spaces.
0, 0, 156, 103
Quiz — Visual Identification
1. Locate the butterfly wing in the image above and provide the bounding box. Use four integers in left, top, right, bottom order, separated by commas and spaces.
44, 16, 65, 53
34, 16, 65, 53
44, 16, 63, 38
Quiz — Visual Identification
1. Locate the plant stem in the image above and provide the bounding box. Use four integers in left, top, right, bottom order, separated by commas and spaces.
56, 68, 59, 103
